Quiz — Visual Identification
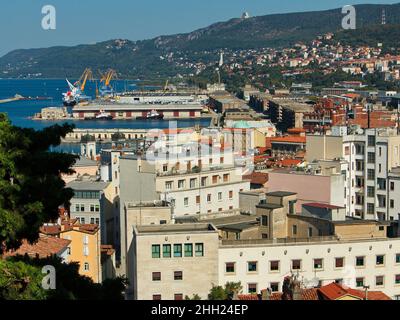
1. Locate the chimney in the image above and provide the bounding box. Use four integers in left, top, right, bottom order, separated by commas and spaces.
262, 288, 271, 300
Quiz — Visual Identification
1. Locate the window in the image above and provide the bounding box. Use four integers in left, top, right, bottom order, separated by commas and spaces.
308, 227, 313, 237
292, 225, 297, 236
367, 152, 375, 164
90, 204, 95, 212
165, 181, 173, 190
292, 260, 301, 270
391, 182, 395, 191
153, 295, 161, 300
207, 194, 211, 202
367, 169, 375, 181
225, 262, 235, 273
356, 256, 365, 267
173, 244, 182, 258
367, 203, 375, 215
174, 271, 183, 281
218, 192, 222, 201
396, 254, 400, 264
289, 200, 296, 214
80, 217, 85, 224
152, 272, 161, 281
376, 255, 385, 266
212, 175, 218, 184
95, 205, 100, 212
368, 135, 376, 147
90, 218, 95, 224
367, 186, 375, 198
163, 164, 168, 172
95, 218, 99, 225
84, 263, 89, 271
223, 174, 229, 182
270, 282, 280, 292
377, 178, 386, 191
391, 200, 395, 209
195, 243, 204, 257
174, 294, 183, 301
190, 178, 197, 189
248, 283, 257, 294
248, 261, 258, 272
356, 277, 364, 287
163, 245, 171, 258
335, 257, 344, 268
270, 261, 280, 272
201, 177, 207, 187
80, 204, 85, 212
75, 204, 80, 212
184, 244, 193, 257
178, 180, 185, 189
196, 195, 200, 204
376, 276, 384, 287
261, 215, 268, 226
152, 245, 161, 258
229, 191, 233, 199
184, 197, 189, 206
396, 275, 400, 285
314, 259, 323, 270
220, 157, 224, 164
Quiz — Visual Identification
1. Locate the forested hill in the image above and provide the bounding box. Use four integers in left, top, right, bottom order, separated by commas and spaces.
1, 3, 400, 79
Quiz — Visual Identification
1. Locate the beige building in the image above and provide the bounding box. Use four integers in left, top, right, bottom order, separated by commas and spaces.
129, 223, 219, 300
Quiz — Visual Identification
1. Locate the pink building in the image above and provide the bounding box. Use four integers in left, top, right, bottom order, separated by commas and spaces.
267, 168, 345, 213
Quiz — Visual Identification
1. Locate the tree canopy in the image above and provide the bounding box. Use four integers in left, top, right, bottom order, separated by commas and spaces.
0, 114, 78, 253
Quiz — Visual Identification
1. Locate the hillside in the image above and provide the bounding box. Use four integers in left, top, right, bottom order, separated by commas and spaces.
1, 3, 400, 79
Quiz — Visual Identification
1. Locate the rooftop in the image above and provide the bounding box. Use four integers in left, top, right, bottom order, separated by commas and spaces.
67, 176, 110, 191
266, 191, 297, 197
318, 282, 391, 300
303, 203, 345, 210
6, 236, 71, 259
256, 203, 283, 210
135, 223, 218, 235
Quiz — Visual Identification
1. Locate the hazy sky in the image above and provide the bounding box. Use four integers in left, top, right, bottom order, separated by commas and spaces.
0, 0, 398, 56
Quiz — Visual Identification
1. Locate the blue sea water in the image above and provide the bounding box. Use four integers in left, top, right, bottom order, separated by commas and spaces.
0, 79, 210, 130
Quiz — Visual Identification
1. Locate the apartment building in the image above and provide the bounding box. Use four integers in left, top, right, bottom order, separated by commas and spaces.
41, 220, 106, 283
129, 223, 219, 300
343, 128, 400, 220
67, 175, 115, 243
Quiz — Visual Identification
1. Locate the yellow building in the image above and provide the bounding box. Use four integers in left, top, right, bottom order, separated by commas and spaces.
41, 220, 102, 283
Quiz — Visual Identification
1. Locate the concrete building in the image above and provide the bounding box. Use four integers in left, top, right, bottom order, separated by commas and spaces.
67, 175, 115, 244
129, 223, 219, 300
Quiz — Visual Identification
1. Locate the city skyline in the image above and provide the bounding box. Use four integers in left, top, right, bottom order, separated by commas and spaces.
0, 0, 398, 56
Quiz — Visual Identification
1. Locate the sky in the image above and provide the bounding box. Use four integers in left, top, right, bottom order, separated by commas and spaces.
0, 0, 398, 56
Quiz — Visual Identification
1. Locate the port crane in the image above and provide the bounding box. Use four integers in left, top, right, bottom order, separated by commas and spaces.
98, 69, 117, 96
62, 68, 93, 106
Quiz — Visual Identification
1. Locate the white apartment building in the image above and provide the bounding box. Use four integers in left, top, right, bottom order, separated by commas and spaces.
343, 128, 400, 220
219, 237, 400, 299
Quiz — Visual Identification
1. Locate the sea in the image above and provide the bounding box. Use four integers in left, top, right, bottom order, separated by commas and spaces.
0, 79, 210, 130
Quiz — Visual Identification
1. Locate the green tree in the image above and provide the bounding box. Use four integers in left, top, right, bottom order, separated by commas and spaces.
185, 294, 201, 300
208, 282, 243, 300
0, 113, 78, 253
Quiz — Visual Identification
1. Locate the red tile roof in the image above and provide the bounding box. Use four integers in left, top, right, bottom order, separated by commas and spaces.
243, 172, 269, 185
303, 202, 345, 210
270, 136, 306, 144
6, 236, 71, 259
267, 289, 319, 300
319, 282, 391, 300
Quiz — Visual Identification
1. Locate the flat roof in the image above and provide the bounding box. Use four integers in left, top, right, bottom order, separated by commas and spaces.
303, 203, 345, 210
256, 203, 283, 210
219, 221, 259, 232
67, 179, 109, 191
135, 223, 217, 235
266, 191, 297, 197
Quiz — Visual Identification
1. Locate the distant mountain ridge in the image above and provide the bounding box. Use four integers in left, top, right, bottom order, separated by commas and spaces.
1, 3, 400, 79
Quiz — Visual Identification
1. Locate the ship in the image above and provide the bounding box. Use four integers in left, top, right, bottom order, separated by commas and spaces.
85, 110, 113, 121
136, 110, 164, 120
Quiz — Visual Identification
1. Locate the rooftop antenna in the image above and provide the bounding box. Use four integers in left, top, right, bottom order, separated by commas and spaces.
382, 9, 386, 25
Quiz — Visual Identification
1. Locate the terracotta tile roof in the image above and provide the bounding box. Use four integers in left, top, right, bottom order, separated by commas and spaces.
319, 282, 391, 300
6, 236, 71, 259
266, 289, 319, 300
271, 136, 306, 144
237, 294, 260, 300
303, 202, 345, 210
243, 172, 269, 185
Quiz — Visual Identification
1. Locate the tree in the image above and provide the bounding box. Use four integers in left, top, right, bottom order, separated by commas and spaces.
208, 282, 243, 300
185, 294, 201, 300
0, 113, 78, 253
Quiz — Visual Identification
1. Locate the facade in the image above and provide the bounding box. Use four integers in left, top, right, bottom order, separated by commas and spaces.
343, 128, 400, 220
67, 176, 115, 243
129, 224, 219, 300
